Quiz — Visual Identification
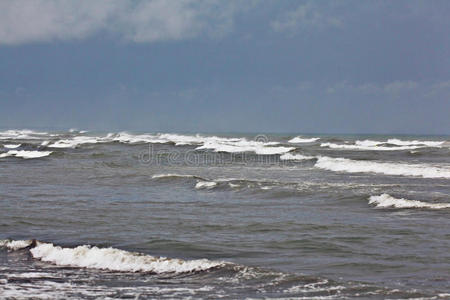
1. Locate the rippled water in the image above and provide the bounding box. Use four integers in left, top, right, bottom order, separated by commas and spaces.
1, 129, 449, 299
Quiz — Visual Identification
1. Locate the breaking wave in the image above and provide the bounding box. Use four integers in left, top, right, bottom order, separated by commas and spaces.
0, 150, 52, 159
320, 142, 421, 151
320, 138, 446, 151
279, 153, 315, 161
314, 156, 450, 179
0, 240, 224, 274
386, 139, 445, 147
369, 194, 450, 209
288, 136, 319, 143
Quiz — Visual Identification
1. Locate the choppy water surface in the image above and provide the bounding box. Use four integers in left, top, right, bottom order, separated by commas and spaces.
1, 129, 449, 299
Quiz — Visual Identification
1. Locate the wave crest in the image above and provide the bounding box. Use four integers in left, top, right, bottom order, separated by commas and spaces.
1, 240, 224, 274
369, 194, 450, 209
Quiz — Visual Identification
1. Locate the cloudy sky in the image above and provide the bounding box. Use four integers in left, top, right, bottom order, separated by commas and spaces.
1, 0, 449, 134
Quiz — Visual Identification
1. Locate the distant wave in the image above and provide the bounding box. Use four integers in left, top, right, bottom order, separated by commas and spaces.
196, 140, 293, 155
320, 138, 446, 151
320, 142, 421, 151
314, 156, 450, 179
288, 136, 319, 143
0, 129, 52, 140
0, 240, 224, 274
0, 150, 52, 159
279, 153, 315, 161
152, 173, 204, 180
369, 194, 450, 209
44, 132, 294, 154
386, 139, 445, 147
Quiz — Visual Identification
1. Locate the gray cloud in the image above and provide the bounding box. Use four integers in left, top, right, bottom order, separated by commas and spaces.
0, 0, 242, 45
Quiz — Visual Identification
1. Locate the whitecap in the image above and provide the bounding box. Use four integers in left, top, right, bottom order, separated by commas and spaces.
152, 173, 198, 179
288, 136, 319, 143
320, 142, 420, 151
369, 194, 450, 209
0, 150, 52, 159
280, 153, 315, 161
314, 156, 450, 179
196, 140, 293, 155
387, 138, 445, 147
195, 181, 218, 189
1, 240, 223, 274
3, 144, 21, 149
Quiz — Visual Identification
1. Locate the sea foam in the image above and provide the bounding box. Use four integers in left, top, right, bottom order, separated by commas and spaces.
314, 156, 450, 179
369, 194, 450, 209
288, 137, 319, 143
279, 153, 315, 161
0, 150, 52, 159
0, 240, 223, 274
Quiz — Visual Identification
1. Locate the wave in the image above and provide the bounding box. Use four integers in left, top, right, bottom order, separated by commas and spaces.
369, 194, 450, 209
279, 153, 315, 161
0, 129, 52, 140
320, 142, 421, 151
197, 140, 293, 155
288, 136, 319, 143
0, 240, 224, 274
47, 136, 109, 148
3, 144, 21, 149
386, 138, 445, 147
152, 173, 203, 180
0, 150, 52, 159
195, 181, 218, 189
46, 132, 292, 154
320, 138, 446, 151
314, 156, 450, 179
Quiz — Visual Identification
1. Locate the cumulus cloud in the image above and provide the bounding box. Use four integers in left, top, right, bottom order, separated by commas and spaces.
271, 2, 343, 33
0, 0, 243, 45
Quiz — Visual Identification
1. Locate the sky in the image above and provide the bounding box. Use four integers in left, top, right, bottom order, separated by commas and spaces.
0, 0, 449, 135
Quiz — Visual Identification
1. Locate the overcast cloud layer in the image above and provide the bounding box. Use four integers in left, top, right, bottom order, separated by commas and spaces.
0, 0, 449, 134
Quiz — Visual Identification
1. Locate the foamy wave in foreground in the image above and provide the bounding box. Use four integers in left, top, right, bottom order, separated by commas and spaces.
0, 150, 52, 159
288, 137, 319, 143
315, 156, 450, 179
369, 194, 450, 209
0, 240, 223, 274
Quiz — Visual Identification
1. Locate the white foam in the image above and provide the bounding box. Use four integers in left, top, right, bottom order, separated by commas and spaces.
152, 173, 197, 179
280, 153, 315, 161
197, 140, 293, 155
3, 144, 21, 149
195, 181, 218, 189
1, 241, 223, 274
369, 194, 450, 209
0, 239, 33, 250
320, 142, 420, 151
47, 136, 106, 148
387, 138, 445, 147
0, 150, 52, 159
314, 156, 450, 179
288, 136, 319, 143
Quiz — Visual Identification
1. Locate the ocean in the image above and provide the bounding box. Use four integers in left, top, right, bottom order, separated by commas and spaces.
0, 129, 449, 299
